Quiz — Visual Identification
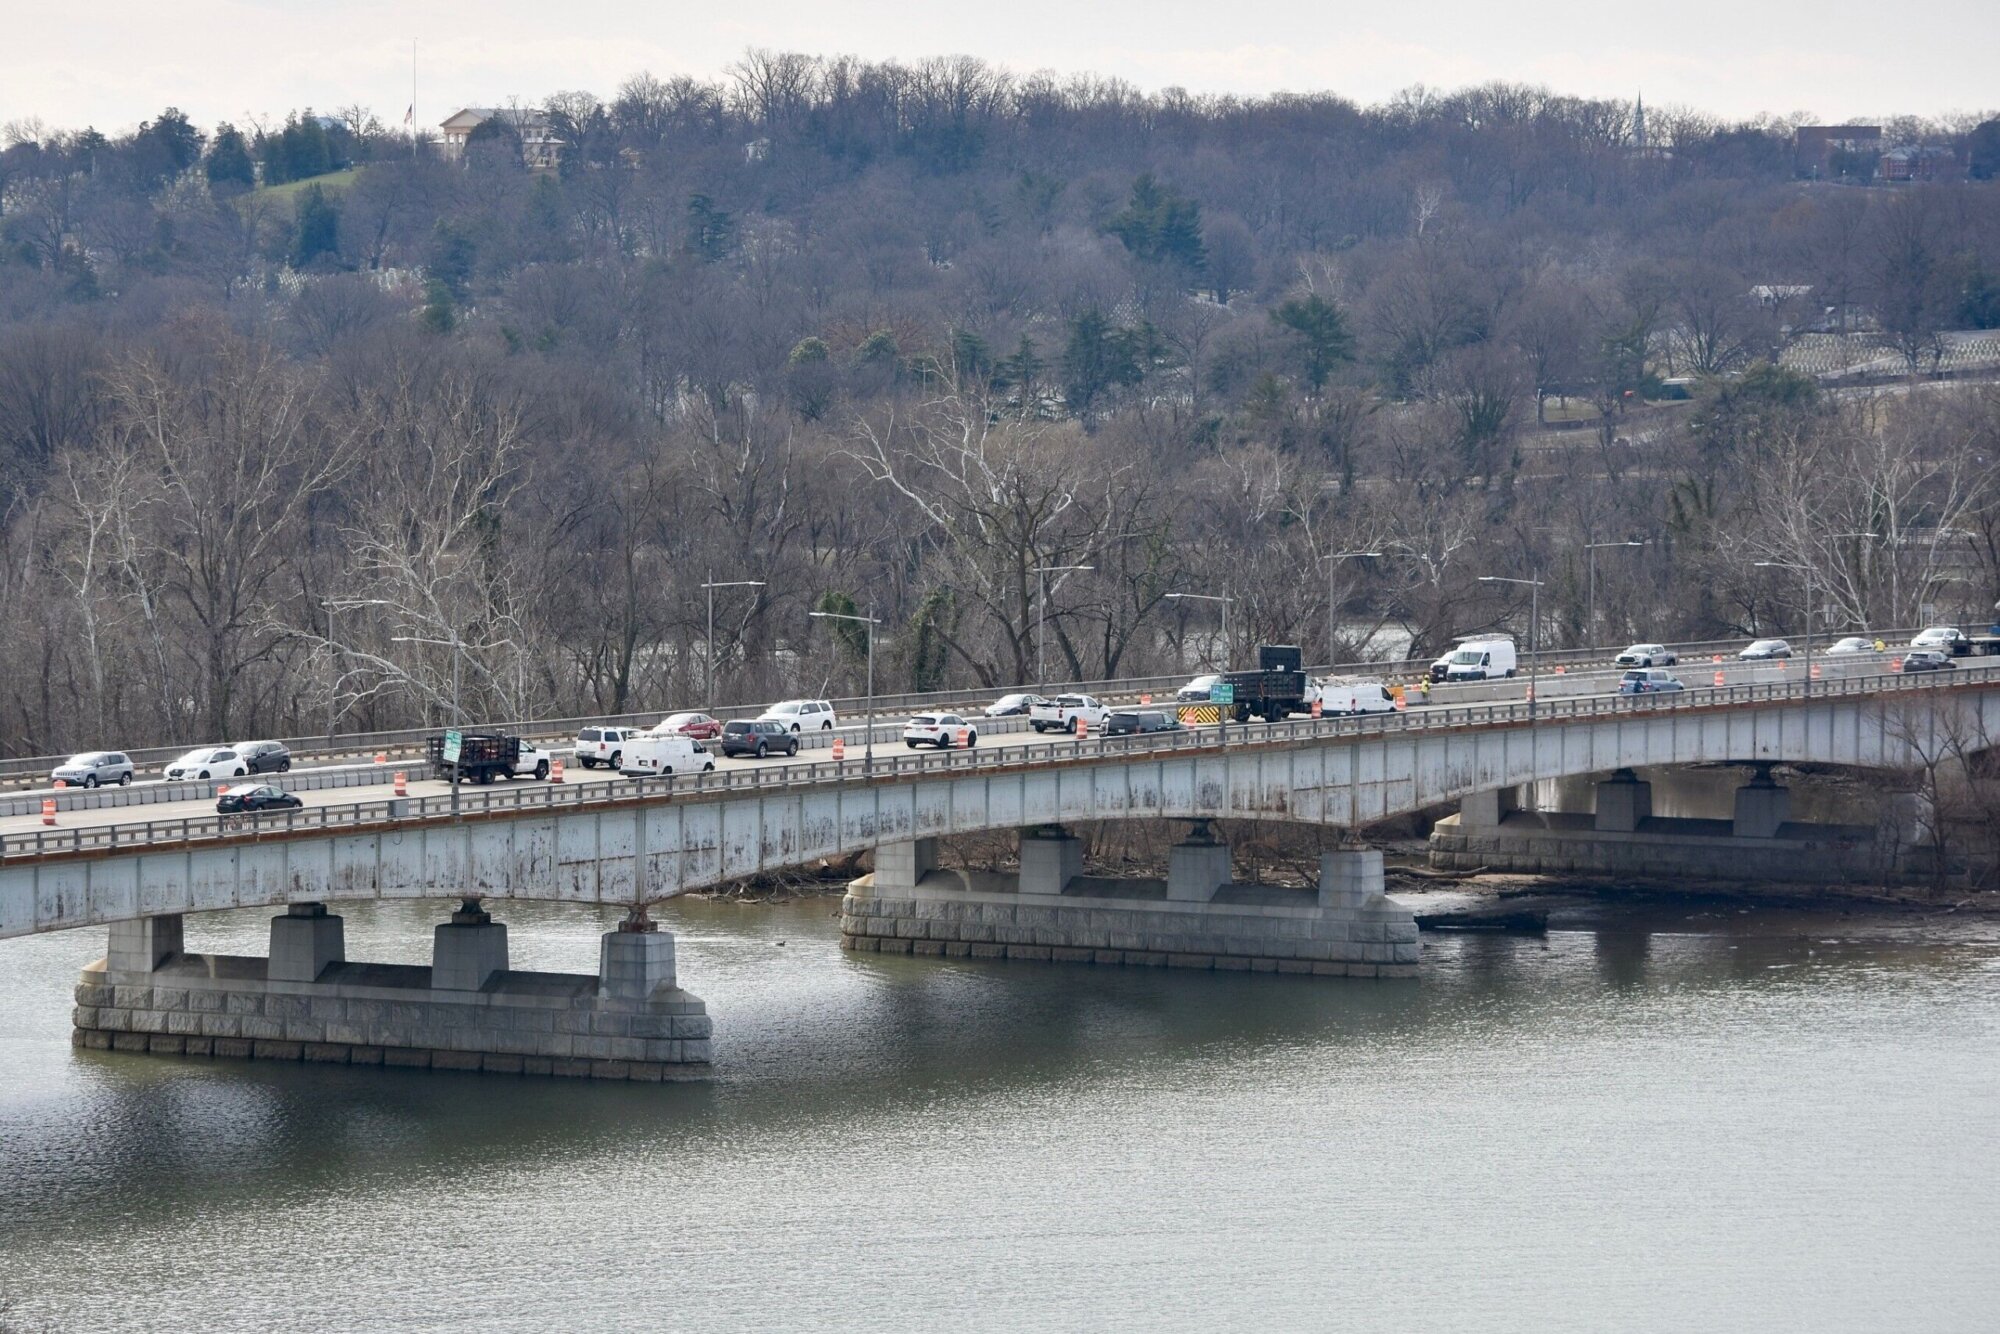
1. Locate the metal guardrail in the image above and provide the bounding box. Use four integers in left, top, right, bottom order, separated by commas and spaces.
0, 629, 1936, 790
5, 659, 1993, 864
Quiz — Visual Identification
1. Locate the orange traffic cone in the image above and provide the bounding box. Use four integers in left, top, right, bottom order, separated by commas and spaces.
1139, 693, 1152, 705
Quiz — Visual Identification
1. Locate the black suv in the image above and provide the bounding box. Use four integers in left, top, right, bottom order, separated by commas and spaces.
719, 719, 801, 758
1102, 709, 1182, 736
232, 739, 292, 773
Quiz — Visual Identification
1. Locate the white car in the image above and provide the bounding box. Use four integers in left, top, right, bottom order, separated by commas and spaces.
903, 713, 977, 748
1911, 627, 1969, 655
1176, 673, 1222, 702
759, 699, 838, 731
165, 747, 249, 781
1738, 638, 1792, 660
1825, 636, 1874, 655
574, 725, 642, 769
619, 733, 717, 778
1614, 643, 1676, 668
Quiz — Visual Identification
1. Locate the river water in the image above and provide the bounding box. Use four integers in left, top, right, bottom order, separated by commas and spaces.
3, 893, 1998, 1332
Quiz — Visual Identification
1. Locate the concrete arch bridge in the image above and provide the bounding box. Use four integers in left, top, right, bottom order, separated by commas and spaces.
12, 668, 1997, 1080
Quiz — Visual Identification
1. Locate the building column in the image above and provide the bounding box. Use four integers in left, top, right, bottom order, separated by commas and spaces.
268, 902, 345, 982
1167, 820, 1233, 903
1459, 787, 1520, 829
432, 897, 509, 992
1732, 769, 1791, 839
872, 838, 939, 892
599, 908, 677, 1000
1593, 769, 1654, 833
105, 914, 183, 977
1018, 825, 1084, 896
1318, 849, 1387, 908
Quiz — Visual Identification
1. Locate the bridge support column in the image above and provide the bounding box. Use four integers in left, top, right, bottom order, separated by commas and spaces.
1593, 770, 1653, 834
1167, 821, 1232, 903
1733, 771, 1791, 839
873, 838, 939, 892
1019, 826, 1084, 896
1459, 787, 1520, 829
432, 898, 509, 991
105, 914, 183, 975
1319, 849, 1386, 907
599, 909, 677, 999
269, 902, 344, 983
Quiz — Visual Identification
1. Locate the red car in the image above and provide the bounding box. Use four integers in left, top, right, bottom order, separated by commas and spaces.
653, 711, 723, 741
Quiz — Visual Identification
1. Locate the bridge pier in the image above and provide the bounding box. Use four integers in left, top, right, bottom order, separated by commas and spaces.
1732, 769, 1791, 839
1459, 787, 1523, 829
1593, 770, 1653, 833
72, 901, 711, 1079
841, 825, 1419, 978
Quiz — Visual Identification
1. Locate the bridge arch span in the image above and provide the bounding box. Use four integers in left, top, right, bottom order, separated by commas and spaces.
6, 685, 2000, 940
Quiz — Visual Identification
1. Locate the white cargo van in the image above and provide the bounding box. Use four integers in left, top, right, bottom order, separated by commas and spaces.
1315, 677, 1397, 715
619, 733, 718, 778
1439, 637, 1518, 682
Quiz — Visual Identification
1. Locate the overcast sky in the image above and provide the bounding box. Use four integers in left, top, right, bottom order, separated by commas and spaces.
6, 0, 1994, 135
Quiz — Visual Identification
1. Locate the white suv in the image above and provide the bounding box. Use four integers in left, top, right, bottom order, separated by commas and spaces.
903, 713, 976, 749
573, 725, 640, 769
759, 699, 837, 731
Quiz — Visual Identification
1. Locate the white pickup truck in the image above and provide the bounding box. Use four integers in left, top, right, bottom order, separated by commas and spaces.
1030, 693, 1110, 734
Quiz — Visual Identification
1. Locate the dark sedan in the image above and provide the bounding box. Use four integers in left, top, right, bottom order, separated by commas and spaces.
216, 784, 303, 813
1102, 709, 1183, 736
983, 693, 1047, 717
1900, 649, 1955, 673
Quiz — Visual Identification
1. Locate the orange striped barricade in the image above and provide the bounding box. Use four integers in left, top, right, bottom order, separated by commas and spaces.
1076, 716, 1090, 740
832, 736, 846, 761
1891, 656, 1903, 672
1809, 663, 1822, 680
41, 798, 56, 826
1713, 670, 1725, 687
956, 727, 969, 748
375, 751, 388, 764
1310, 698, 1322, 718
1176, 704, 1220, 726
1392, 685, 1407, 711
551, 757, 565, 783
393, 770, 408, 796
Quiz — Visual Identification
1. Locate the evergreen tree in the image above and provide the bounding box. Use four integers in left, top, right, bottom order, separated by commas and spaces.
1062, 308, 1145, 421
1270, 295, 1356, 393
204, 123, 255, 192
1107, 173, 1205, 276
291, 185, 341, 268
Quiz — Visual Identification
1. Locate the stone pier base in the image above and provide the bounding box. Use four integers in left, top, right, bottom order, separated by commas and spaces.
842, 839, 1418, 978
73, 907, 711, 1079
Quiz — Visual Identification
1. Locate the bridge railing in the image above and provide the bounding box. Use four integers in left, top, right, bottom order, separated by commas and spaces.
4, 659, 1993, 864
0, 629, 1931, 789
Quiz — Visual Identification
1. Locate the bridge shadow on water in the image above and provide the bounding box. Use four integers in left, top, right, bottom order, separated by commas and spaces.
1, 891, 1990, 1244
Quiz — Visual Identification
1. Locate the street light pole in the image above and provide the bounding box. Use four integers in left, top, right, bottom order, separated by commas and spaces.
810, 609, 879, 773
1479, 575, 1545, 721
1321, 550, 1381, 668
1031, 564, 1093, 690
1584, 541, 1645, 648
701, 574, 766, 716
1164, 591, 1234, 671
322, 598, 395, 744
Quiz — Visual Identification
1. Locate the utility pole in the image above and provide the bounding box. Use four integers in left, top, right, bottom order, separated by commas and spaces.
1322, 550, 1381, 668
1479, 575, 1545, 721
701, 573, 765, 715
1031, 564, 1093, 690
1584, 541, 1644, 648
810, 609, 879, 773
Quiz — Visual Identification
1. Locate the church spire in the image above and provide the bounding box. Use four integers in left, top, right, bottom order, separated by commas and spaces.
1635, 90, 1647, 153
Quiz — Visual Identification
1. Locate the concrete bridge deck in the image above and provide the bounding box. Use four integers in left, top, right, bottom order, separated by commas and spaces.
5, 664, 1996, 942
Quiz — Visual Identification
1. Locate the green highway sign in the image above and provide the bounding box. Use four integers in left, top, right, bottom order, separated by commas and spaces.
1210, 683, 1235, 705
442, 729, 463, 764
